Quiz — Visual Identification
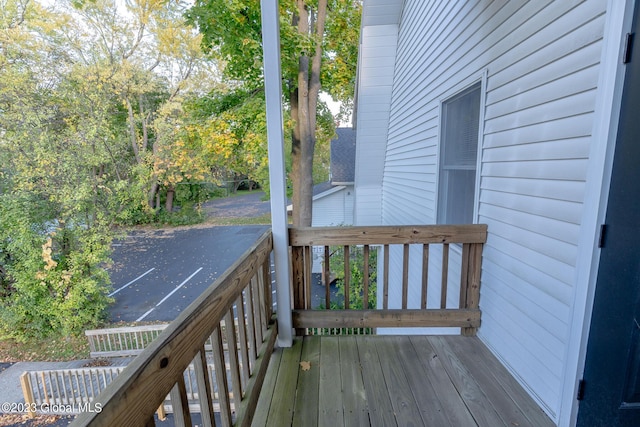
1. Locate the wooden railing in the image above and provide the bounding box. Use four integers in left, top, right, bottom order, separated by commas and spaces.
290, 224, 487, 336
85, 324, 169, 358
71, 229, 276, 427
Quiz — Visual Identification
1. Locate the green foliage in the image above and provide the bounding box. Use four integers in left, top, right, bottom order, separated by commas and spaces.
186, 0, 275, 87
0, 0, 360, 340
0, 194, 113, 340
321, 0, 362, 121
187, 0, 361, 108
328, 245, 378, 310
187, 0, 361, 216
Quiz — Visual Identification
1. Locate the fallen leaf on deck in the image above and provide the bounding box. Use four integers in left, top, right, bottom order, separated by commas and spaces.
300, 360, 311, 371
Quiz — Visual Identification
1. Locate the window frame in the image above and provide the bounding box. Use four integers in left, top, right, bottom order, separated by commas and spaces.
435, 76, 486, 226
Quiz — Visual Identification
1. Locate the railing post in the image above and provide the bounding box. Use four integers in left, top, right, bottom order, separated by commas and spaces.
20, 373, 36, 419
462, 242, 483, 336
291, 245, 306, 336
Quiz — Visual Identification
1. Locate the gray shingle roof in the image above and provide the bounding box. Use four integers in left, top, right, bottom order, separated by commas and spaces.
330, 127, 356, 184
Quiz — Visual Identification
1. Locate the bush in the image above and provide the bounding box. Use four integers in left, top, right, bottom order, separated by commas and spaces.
328, 245, 378, 310
0, 196, 113, 340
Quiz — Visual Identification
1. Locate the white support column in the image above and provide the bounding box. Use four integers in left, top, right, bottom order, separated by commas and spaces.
260, 0, 293, 347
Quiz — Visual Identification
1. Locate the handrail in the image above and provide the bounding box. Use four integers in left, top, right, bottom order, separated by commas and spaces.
289, 224, 487, 336
71, 229, 276, 427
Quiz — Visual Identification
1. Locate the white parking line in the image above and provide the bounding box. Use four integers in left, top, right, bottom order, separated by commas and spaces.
136, 267, 203, 322
136, 308, 154, 322
109, 268, 155, 297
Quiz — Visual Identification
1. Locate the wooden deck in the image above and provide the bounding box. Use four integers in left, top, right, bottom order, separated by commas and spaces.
253, 335, 554, 427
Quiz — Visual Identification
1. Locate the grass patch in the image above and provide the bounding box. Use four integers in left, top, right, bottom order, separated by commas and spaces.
0, 320, 170, 362
205, 213, 272, 226
0, 334, 90, 362
210, 189, 263, 199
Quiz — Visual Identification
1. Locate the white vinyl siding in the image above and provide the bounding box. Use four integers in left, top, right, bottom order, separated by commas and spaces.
312, 186, 354, 227
372, 0, 607, 422
354, 22, 399, 225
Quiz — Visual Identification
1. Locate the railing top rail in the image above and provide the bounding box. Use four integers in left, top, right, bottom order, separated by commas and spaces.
289, 224, 488, 246
72, 229, 273, 427
85, 324, 169, 336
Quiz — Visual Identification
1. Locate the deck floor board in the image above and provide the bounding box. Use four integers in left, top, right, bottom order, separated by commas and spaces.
292, 336, 321, 427
252, 335, 555, 427
338, 337, 369, 427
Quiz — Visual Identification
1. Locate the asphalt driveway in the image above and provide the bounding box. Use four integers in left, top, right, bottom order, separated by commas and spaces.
202, 191, 271, 218
108, 191, 272, 323
107, 225, 270, 323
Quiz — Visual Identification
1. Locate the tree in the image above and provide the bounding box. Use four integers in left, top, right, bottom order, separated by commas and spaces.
0, 0, 223, 338
64, 0, 220, 213
0, 1, 118, 337
187, 0, 361, 226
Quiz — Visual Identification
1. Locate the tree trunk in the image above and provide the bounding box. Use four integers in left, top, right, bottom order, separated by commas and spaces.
126, 99, 141, 165
290, 86, 302, 226
289, 0, 329, 227
148, 180, 159, 209
165, 186, 175, 212
296, 0, 313, 227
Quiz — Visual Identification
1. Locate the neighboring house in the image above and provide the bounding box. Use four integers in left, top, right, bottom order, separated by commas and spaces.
312, 127, 356, 273
354, 1, 639, 426
312, 127, 356, 227
287, 127, 356, 272
287, 127, 356, 227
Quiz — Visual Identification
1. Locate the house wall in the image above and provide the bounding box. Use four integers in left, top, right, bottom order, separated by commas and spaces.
311, 186, 354, 273
312, 186, 354, 227
354, 22, 399, 225
371, 0, 610, 422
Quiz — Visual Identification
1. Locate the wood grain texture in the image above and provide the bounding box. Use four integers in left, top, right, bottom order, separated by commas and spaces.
252, 336, 555, 427
429, 336, 506, 426
356, 336, 397, 427
289, 224, 488, 246
71, 230, 273, 427
292, 336, 321, 427
319, 337, 344, 426
266, 338, 303, 425
235, 321, 277, 427
292, 308, 481, 329
339, 337, 369, 427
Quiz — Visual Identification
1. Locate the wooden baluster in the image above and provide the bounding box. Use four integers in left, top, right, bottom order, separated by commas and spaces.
460, 243, 471, 309
211, 327, 232, 427
402, 243, 409, 309
169, 376, 192, 427
440, 243, 450, 309
193, 348, 215, 427
383, 244, 389, 309
343, 245, 350, 309
261, 259, 273, 321
291, 245, 305, 310
225, 310, 243, 405
422, 244, 429, 310
251, 276, 264, 344
245, 286, 258, 364
324, 245, 331, 309
363, 245, 370, 309
236, 294, 251, 385
304, 245, 312, 309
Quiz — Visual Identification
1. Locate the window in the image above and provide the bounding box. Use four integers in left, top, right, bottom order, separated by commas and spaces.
437, 83, 481, 224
